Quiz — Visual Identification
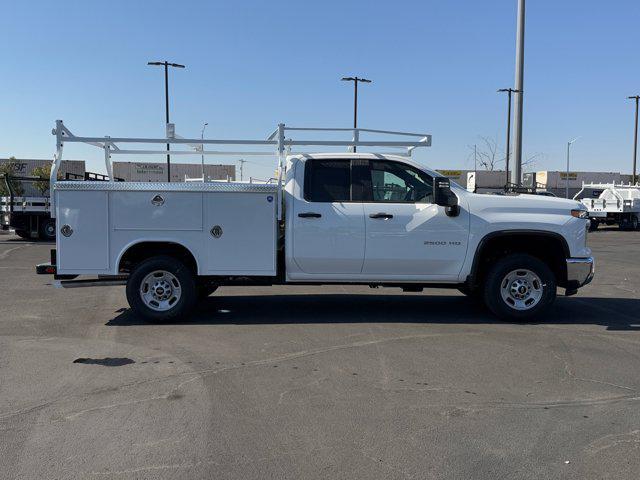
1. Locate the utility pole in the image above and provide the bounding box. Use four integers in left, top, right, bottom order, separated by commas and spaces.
200, 122, 208, 180
629, 95, 639, 185
238, 159, 246, 181
341, 76, 372, 152
566, 137, 580, 199
498, 88, 520, 190
147, 61, 185, 182
511, 0, 526, 187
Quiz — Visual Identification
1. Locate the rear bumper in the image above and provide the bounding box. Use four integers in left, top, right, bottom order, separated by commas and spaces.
566, 256, 595, 290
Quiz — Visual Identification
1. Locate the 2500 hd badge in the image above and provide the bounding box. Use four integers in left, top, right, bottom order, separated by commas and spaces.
424, 241, 462, 246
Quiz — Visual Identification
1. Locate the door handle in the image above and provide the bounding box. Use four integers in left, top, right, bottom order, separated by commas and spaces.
369, 212, 393, 219
298, 212, 322, 218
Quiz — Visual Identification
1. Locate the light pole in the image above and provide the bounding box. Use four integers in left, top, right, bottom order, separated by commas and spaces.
341, 76, 372, 152
147, 60, 185, 182
200, 122, 208, 180
498, 88, 521, 190
628, 95, 639, 185
566, 137, 580, 198
512, 0, 526, 187
238, 159, 246, 182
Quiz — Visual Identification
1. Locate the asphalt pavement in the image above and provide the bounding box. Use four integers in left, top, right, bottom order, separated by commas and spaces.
1, 229, 639, 479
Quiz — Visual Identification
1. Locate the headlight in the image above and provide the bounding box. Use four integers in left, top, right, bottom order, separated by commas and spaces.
571, 208, 588, 219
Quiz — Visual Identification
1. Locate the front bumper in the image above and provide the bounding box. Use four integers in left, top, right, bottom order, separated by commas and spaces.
566, 256, 595, 290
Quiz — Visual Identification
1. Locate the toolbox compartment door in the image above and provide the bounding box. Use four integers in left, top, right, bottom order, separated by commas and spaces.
205, 192, 276, 275
56, 190, 109, 272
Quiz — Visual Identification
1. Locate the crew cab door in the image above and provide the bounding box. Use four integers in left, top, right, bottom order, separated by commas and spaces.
291, 159, 365, 274
360, 160, 469, 279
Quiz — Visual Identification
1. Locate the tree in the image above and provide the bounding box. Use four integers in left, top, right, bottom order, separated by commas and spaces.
0, 157, 25, 196
468, 136, 542, 172
31, 163, 62, 195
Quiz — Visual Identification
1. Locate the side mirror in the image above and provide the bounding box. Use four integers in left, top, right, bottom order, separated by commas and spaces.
433, 177, 460, 217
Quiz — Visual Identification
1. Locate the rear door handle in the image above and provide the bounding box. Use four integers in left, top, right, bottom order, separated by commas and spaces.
298, 212, 322, 218
369, 212, 393, 219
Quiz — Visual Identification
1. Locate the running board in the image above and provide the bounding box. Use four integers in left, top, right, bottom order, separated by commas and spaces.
54, 277, 128, 289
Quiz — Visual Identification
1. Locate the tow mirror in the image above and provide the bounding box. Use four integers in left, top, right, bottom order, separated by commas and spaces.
433, 177, 460, 217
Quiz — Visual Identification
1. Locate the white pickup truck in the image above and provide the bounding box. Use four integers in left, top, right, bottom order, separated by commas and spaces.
36, 121, 594, 322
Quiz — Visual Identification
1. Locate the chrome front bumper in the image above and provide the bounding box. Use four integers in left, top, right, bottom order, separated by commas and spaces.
566, 257, 595, 290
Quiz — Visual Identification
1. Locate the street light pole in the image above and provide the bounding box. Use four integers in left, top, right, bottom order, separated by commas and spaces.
341, 76, 372, 152
629, 95, 639, 185
498, 88, 520, 190
201, 122, 208, 180
238, 159, 246, 182
147, 60, 185, 182
566, 137, 579, 199
512, 0, 526, 187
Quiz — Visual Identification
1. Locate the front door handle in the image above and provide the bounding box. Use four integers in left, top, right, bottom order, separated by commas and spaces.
298, 212, 322, 218
369, 212, 393, 219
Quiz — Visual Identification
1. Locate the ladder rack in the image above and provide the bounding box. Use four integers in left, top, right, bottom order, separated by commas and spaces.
50, 120, 432, 218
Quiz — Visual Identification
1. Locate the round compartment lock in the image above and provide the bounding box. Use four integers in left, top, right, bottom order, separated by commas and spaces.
60, 225, 73, 237
210, 225, 223, 238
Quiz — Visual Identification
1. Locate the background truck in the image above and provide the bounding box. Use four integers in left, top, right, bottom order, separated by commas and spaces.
1, 172, 121, 240
37, 121, 594, 322
576, 183, 640, 231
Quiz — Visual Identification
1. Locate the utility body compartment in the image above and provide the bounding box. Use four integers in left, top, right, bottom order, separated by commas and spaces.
54, 181, 277, 276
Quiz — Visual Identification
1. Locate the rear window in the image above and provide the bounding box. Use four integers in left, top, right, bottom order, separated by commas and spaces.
304, 160, 351, 202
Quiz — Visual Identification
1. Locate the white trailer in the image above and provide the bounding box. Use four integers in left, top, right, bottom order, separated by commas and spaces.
576, 183, 640, 230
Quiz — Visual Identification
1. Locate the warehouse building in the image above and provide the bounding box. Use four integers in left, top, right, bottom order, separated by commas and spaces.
0, 158, 85, 179
113, 162, 235, 182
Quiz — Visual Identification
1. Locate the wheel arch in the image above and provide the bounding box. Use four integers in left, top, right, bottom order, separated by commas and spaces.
117, 240, 199, 275
467, 230, 570, 289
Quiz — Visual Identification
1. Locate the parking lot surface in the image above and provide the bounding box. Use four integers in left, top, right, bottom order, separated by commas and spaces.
1, 229, 639, 479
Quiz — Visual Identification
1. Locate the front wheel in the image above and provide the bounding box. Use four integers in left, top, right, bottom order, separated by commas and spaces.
126, 256, 197, 322
483, 254, 556, 321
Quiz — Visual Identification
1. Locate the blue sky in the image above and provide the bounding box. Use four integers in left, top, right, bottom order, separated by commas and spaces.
1, 0, 639, 178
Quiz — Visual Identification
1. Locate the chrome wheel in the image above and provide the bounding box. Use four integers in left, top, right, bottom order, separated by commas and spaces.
139, 270, 182, 311
499, 269, 544, 311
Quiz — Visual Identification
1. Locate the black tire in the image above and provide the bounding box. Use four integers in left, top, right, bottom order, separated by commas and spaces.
197, 284, 218, 300
483, 253, 556, 321
14, 229, 31, 239
39, 218, 56, 241
632, 215, 639, 231
126, 255, 197, 322
588, 219, 598, 232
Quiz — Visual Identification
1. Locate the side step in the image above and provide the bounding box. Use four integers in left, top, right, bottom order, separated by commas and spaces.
54, 276, 128, 289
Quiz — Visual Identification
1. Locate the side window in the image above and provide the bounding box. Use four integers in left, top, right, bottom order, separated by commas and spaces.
304, 159, 351, 202
370, 161, 433, 203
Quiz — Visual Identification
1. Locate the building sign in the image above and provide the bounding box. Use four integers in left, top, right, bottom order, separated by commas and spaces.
560, 172, 578, 180
437, 170, 463, 178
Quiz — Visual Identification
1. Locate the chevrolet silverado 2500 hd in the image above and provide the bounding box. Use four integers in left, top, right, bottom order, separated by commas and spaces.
36, 122, 594, 321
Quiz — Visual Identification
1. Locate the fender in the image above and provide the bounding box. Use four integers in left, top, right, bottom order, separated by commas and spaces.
466, 229, 570, 286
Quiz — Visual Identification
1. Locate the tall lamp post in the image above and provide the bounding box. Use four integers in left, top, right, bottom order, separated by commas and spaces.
147, 60, 185, 182
341, 76, 372, 152
200, 122, 208, 180
566, 137, 580, 199
498, 88, 521, 190
628, 95, 639, 185
511, 0, 526, 187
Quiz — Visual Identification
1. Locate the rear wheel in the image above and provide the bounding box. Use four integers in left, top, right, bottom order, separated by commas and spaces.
589, 218, 598, 232
632, 215, 639, 231
39, 218, 56, 241
126, 255, 196, 322
483, 254, 556, 321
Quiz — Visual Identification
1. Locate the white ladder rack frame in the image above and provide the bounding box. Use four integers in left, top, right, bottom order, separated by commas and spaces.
50, 120, 432, 219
